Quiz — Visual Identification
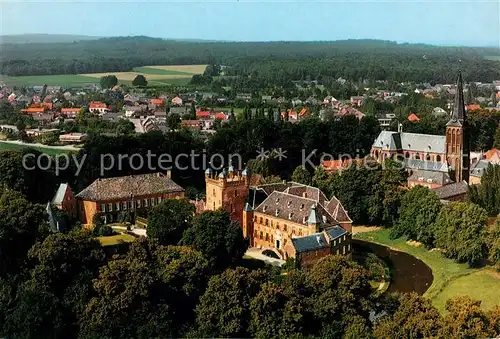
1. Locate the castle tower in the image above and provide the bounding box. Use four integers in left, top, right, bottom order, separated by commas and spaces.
205, 167, 250, 225
445, 72, 470, 184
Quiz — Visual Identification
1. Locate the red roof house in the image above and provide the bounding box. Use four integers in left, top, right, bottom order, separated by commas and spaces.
214, 112, 226, 120
196, 111, 211, 119
21, 107, 46, 114
466, 104, 481, 111
151, 99, 164, 106
408, 113, 420, 122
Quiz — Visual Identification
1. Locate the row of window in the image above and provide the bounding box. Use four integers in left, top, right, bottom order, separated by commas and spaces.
99, 196, 163, 213
377, 151, 443, 162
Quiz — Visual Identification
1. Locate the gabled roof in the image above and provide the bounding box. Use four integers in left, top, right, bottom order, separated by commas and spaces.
470, 159, 490, 178
432, 181, 468, 200
408, 113, 420, 122
89, 102, 107, 109
76, 172, 184, 201
52, 183, 70, 205
373, 131, 446, 154
408, 170, 452, 185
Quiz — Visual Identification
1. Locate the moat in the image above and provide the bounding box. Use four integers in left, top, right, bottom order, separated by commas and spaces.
353, 239, 433, 295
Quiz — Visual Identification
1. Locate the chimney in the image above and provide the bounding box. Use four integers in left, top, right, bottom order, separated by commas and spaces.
165, 169, 171, 179
398, 123, 403, 133
323, 230, 331, 244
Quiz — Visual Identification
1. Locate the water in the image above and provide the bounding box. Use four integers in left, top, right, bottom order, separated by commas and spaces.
353, 239, 433, 295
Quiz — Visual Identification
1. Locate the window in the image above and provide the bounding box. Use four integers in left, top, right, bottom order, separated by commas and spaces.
348, 244, 351, 251
437, 155, 441, 162
213, 202, 216, 210
271, 220, 274, 228
254, 230, 258, 237
276, 240, 280, 249
260, 231, 263, 240
260, 217, 263, 224
137, 200, 142, 208
234, 190, 237, 197
230, 203, 233, 212
150, 198, 155, 206
100, 204, 106, 212
276, 223, 279, 230
265, 219, 269, 226
144, 199, 148, 207
284, 224, 287, 231
213, 188, 216, 196
415, 153, 420, 160
426, 154, 431, 161
265, 233, 269, 241
108, 203, 113, 212
270, 235, 273, 243
122, 202, 127, 210
127, 201, 132, 209
299, 231, 302, 236
115, 202, 120, 211
336, 249, 340, 255
405, 152, 410, 158
334, 240, 336, 246
343, 246, 346, 254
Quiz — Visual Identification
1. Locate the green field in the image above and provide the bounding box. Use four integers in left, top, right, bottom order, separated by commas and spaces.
0, 141, 74, 156
485, 55, 500, 61
0, 64, 205, 88
0, 74, 99, 87
354, 228, 500, 312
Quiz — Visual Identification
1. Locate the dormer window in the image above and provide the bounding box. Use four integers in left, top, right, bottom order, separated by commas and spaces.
288, 212, 294, 219
263, 205, 267, 212
275, 209, 280, 217
300, 204, 304, 210
408, 143, 411, 148
303, 216, 307, 223
428, 145, 432, 150
275, 198, 280, 204
287, 201, 292, 208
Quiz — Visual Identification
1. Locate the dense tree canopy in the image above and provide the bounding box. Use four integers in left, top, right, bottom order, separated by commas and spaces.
147, 198, 195, 245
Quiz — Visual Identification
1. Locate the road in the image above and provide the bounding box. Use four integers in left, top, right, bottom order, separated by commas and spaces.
0, 139, 80, 151
245, 248, 285, 267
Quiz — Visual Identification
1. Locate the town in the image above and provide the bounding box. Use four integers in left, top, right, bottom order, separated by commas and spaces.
1, 19, 500, 339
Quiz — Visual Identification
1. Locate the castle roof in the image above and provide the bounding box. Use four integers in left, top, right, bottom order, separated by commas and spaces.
291, 226, 347, 254
372, 131, 445, 154
76, 172, 183, 202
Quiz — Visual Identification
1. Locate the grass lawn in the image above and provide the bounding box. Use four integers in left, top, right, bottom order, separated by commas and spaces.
0, 141, 73, 156
98, 233, 136, 246
354, 228, 500, 312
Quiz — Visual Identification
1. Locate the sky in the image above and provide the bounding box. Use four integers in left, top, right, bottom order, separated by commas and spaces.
0, 0, 499, 47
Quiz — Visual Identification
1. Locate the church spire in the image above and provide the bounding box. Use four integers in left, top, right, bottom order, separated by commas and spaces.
452, 71, 466, 122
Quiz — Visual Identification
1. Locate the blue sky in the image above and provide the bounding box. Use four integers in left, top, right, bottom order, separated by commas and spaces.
1, 0, 499, 47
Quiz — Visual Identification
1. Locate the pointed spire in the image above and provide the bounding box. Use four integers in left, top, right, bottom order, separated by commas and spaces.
307, 204, 318, 225
452, 71, 466, 122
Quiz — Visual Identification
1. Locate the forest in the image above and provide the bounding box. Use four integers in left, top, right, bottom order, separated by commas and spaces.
1, 37, 500, 83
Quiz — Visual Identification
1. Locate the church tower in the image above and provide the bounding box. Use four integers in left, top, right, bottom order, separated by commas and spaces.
445, 72, 470, 183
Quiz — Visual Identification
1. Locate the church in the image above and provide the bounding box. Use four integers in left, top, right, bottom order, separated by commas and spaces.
371, 72, 470, 191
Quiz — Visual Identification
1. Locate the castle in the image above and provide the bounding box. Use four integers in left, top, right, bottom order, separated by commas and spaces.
204, 169, 353, 268
371, 72, 470, 188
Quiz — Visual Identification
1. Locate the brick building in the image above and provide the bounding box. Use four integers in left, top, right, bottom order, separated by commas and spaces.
74, 172, 184, 225
242, 182, 353, 266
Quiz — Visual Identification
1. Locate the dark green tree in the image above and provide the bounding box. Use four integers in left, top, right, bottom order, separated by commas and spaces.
99, 75, 118, 89
132, 74, 148, 87
147, 198, 195, 245
181, 209, 248, 273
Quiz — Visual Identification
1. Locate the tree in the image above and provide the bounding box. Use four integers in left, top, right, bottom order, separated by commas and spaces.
433, 202, 488, 266
390, 186, 442, 247
439, 296, 497, 338
147, 198, 195, 245
373, 292, 442, 339
291, 166, 312, 185
193, 268, 269, 338
132, 74, 148, 87
2, 232, 105, 338
167, 113, 181, 130
0, 187, 48, 278
180, 209, 248, 273
80, 239, 210, 338
99, 75, 118, 89
486, 220, 500, 270
469, 164, 500, 215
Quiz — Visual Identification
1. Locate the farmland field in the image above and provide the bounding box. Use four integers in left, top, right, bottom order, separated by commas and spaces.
484, 55, 500, 61
0, 64, 207, 87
